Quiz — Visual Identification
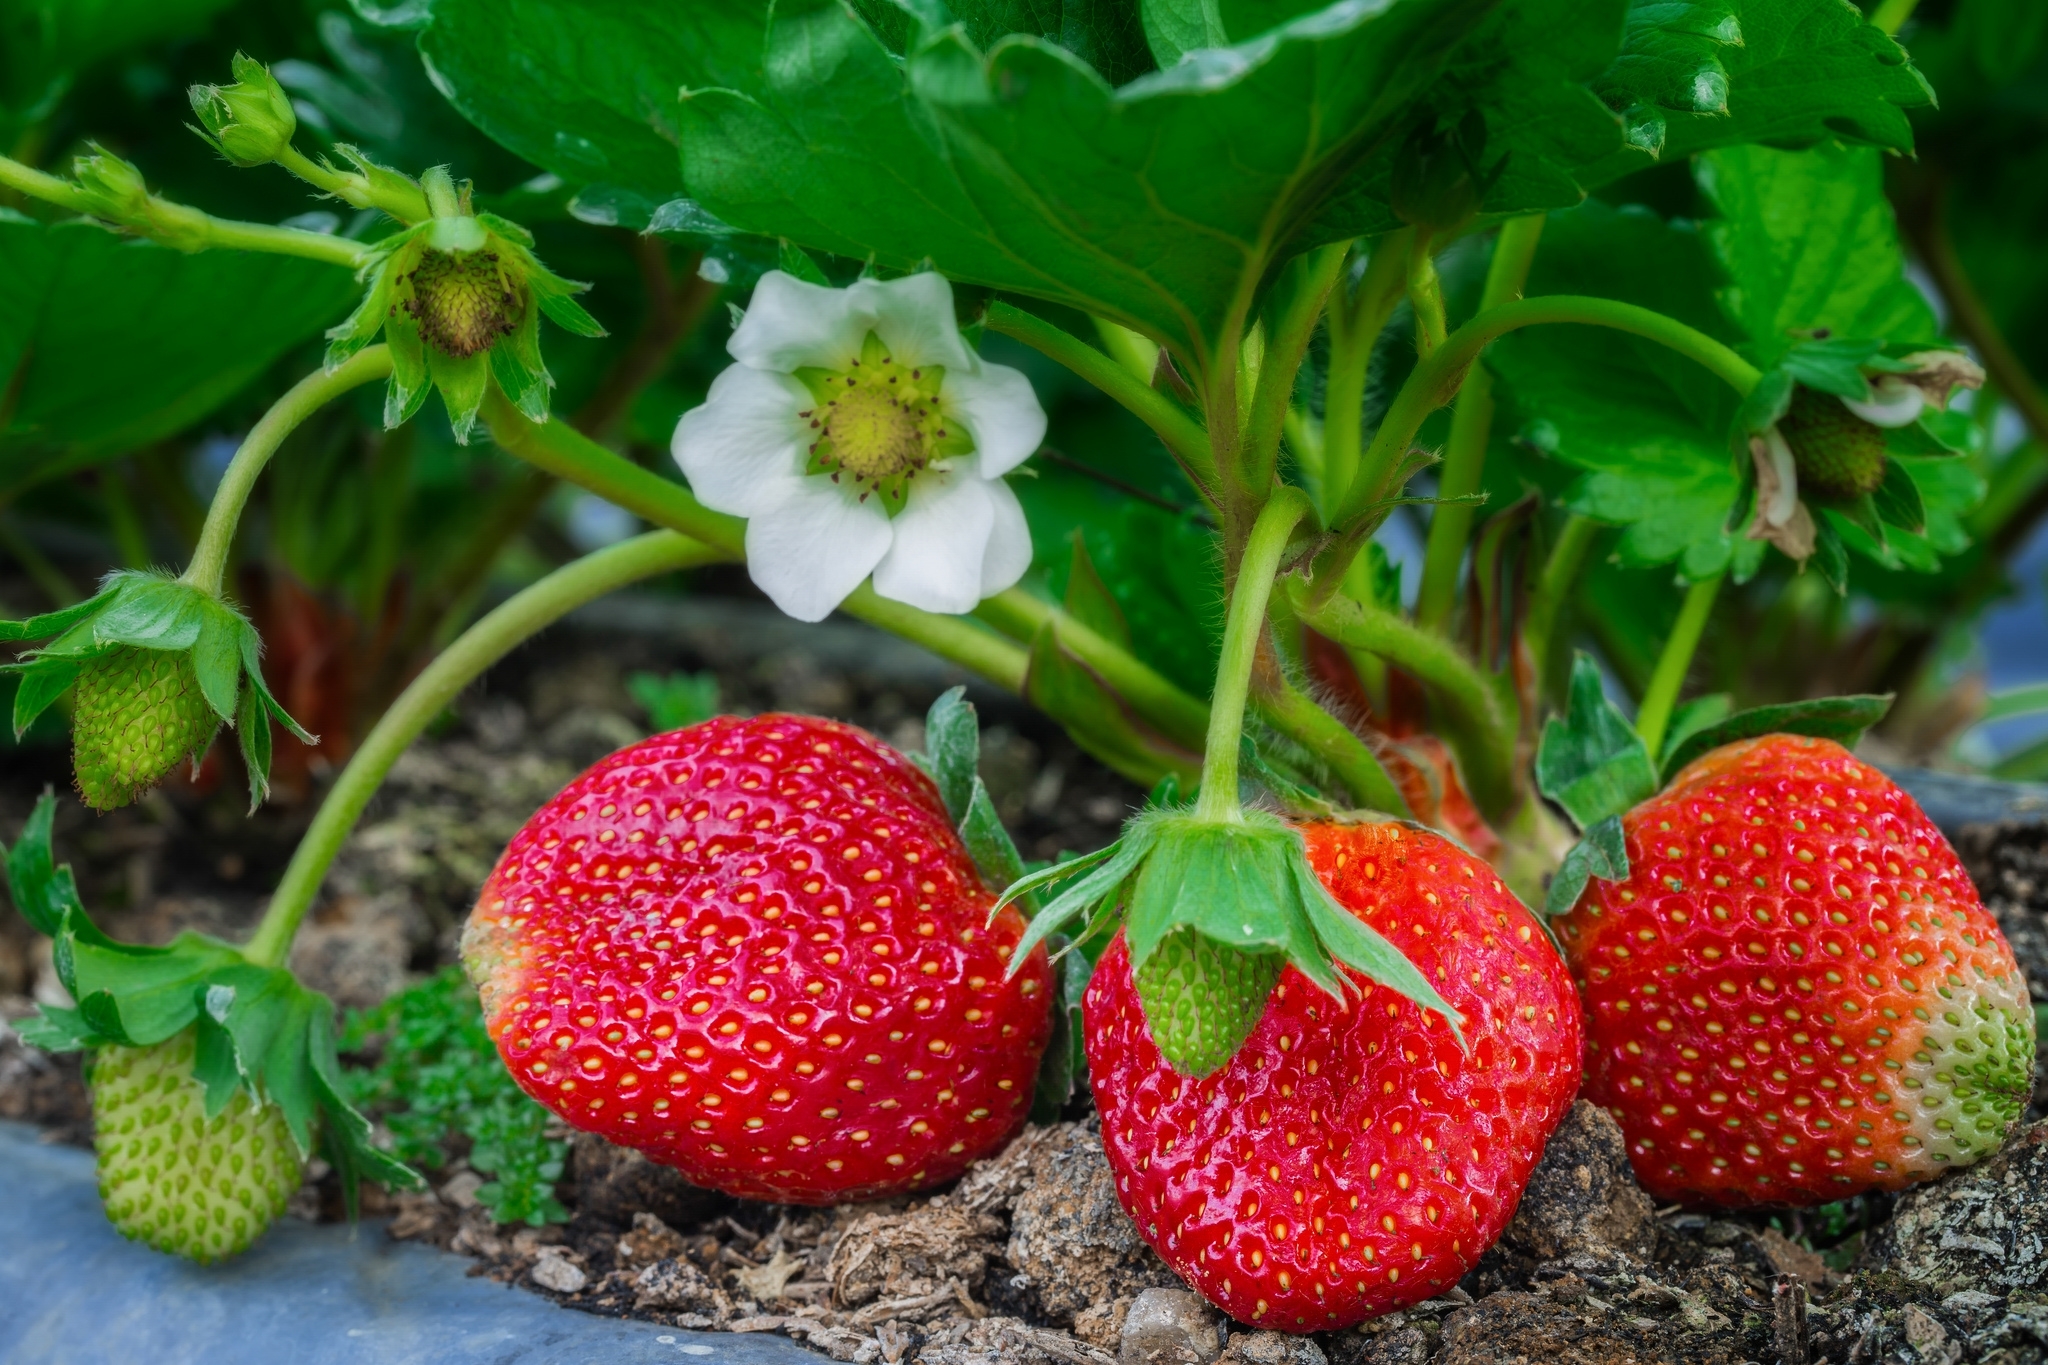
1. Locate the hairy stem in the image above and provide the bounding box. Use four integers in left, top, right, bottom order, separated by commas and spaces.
1635, 572, 1723, 757
244, 530, 723, 968
1253, 676, 1411, 817
274, 145, 431, 223
181, 346, 394, 598
1415, 215, 1546, 631
1198, 489, 1313, 822
1241, 241, 1351, 496
1320, 235, 1412, 522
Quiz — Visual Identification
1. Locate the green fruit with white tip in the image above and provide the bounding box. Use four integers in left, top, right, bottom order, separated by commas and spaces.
91, 1028, 303, 1263
1133, 927, 1283, 1077
70, 646, 217, 810
1779, 386, 1888, 500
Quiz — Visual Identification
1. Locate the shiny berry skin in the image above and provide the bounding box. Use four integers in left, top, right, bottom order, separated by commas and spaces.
1086, 822, 1582, 1332
462, 714, 1052, 1204
1557, 735, 2034, 1208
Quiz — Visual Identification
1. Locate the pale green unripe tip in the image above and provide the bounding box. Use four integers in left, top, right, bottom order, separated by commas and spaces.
189, 53, 298, 169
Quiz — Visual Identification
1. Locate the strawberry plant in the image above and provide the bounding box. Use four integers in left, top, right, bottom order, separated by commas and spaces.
0, 0, 2041, 1340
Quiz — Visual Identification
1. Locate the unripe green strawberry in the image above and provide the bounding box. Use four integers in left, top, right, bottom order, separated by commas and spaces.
71, 645, 217, 810
1778, 386, 1888, 500
408, 249, 521, 358
91, 1028, 303, 1263
1134, 928, 1283, 1076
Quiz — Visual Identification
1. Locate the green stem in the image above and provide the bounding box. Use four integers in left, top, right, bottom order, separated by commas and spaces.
1634, 571, 1722, 758
1415, 215, 1545, 632
1336, 294, 1763, 532
1291, 584, 1516, 817
1241, 241, 1351, 496
984, 302, 1217, 501
1197, 488, 1313, 822
1524, 513, 1599, 691
974, 591, 1210, 750
477, 386, 1031, 693
180, 346, 394, 598
1320, 234, 1411, 524
244, 530, 723, 968
1407, 239, 1448, 358
1253, 678, 1411, 817
274, 145, 430, 223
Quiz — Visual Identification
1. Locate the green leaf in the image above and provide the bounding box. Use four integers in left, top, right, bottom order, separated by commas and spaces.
1543, 813, 1627, 918
0, 219, 357, 498
1140, 0, 1222, 67
1658, 692, 1893, 781
0, 590, 111, 644
66, 930, 244, 1047
1871, 456, 1926, 535
13, 1004, 104, 1053
1062, 531, 1132, 649
1029, 932, 1098, 1122
1535, 653, 1658, 829
1, 0, 239, 133
1, 793, 83, 938
1699, 142, 1939, 368
9, 658, 78, 739
1981, 683, 2048, 724
1659, 691, 1734, 766
921, 685, 981, 825
625, 670, 722, 731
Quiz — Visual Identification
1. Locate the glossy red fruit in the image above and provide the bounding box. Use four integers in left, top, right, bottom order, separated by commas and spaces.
1086, 821, 1582, 1332
1558, 734, 2034, 1208
463, 713, 1053, 1204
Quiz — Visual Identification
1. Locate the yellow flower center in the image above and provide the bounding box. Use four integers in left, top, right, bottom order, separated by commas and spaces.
821, 383, 926, 481
797, 333, 974, 515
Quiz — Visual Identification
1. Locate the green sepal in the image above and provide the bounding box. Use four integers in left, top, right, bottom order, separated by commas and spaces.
429, 346, 490, 444
1029, 931, 1099, 1123
1811, 513, 1851, 594
1734, 367, 1795, 437
917, 685, 979, 824
10, 658, 79, 738
777, 240, 830, 286
1872, 457, 1927, 533
1779, 337, 1889, 400
190, 607, 245, 722
490, 339, 552, 423
2, 793, 81, 937
1543, 814, 1628, 919
237, 680, 274, 813
1658, 693, 1894, 783
13, 1004, 100, 1053
1535, 653, 1658, 830
385, 309, 431, 429
0, 592, 112, 644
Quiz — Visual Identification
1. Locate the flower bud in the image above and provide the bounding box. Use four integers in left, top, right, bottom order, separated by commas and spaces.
188, 53, 297, 168
71, 146, 152, 221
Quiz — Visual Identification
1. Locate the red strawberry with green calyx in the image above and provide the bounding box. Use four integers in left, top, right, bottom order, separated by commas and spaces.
1557, 734, 2035, 1208
1086, 821, 1582, 1332
462, 713, 1053, 1204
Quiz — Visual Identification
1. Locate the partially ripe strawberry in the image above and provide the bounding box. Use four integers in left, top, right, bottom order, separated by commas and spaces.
1087, 822, 1581, 1332
463, 714, 1053, 1204
1558, 735, 2035, 1207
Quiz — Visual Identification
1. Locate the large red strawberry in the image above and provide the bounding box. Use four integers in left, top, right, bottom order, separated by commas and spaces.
1086, 821, 1581, 1332
1557, 734, 2035, 1208
462, 713, 1053, 1204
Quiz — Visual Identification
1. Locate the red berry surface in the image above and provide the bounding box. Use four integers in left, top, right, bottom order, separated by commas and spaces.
1086, 822, 1581, 1332
463, 713, 1053, 1204
1558, 735, 2034, 1208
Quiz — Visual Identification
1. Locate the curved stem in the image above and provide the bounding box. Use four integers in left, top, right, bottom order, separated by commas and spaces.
1524, 512, 1599, 692
984, 302, 1217, 500
974, 591, 1210, 750
1241, 241, 1350, 497
1252, 677, 1411, 817
477, 386, 1031, 694
274, 146, 430, 224
1336, 295, 1763, 531
1320, 235, 1411, 524
1197, 488, 1313, 822
180, 346, 394, 597
1415, 215, 1545, 631
244, 530, 723, 968
1634, 571, 1722, 758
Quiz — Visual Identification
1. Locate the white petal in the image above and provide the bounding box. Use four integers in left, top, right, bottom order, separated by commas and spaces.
872, 471, 996, 615
743, 479, 892, 623
978, 477, 1034, 598
1842, 376, 1925, 428
672, 364, 813, 517
852, 272, 973, 371
943, 360, 1047, 477
1756, 427, 1800, 528
728, 271, 870, 373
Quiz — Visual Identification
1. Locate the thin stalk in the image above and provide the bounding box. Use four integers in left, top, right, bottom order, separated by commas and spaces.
1415, 215, 1545, 631
984, 302, 1217, 500
1634, 572, 1723, 757
273, 146, 431, 223
975, 591, 1209, 750
1335, 294, 1763, 533
244, 530, 723, 968
181, 346, 394, 597
1321, 234, 1411, 523
1524, 513, 1599, 690
478, 386, 1032, 694
1197, 488, 1312, 822
1253, 677, 1411, 817
1241, 241, 1351, 496
1406, 239, 1448, 358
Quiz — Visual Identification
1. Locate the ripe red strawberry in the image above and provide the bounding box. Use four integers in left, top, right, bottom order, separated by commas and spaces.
1557, 734, 2035, 1208
1086, 821, 1581, 1332
462, 713, 1053, 1204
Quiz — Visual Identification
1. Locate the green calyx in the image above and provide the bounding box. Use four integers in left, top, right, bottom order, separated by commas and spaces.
187, 52, 296, 169
2, 794, 418, 1247
93, 1029, 304, 1263
326, 169, 605, 442
1779, 385, 1887, 499
794, 332, 971, 516
999, 807, 1462, 1077
1, 570, 315, 811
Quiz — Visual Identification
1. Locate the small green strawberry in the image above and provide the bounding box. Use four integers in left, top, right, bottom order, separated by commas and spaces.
1778, 385, 1888, 500
70, 645, 217, 810
91, 1028, 304, 1264
1133, 927, 1283, 1077
408, 247, 523, 359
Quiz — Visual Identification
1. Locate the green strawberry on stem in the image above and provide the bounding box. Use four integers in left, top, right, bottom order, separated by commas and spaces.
1, 794, 417, 1262
2, 571, 313, 811
1778, 385, 1889, 500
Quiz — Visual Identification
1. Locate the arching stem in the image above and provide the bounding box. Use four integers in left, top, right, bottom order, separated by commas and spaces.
1635, 572, 1724, 758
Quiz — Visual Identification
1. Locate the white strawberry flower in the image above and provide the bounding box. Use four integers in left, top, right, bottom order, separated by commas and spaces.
673, 270, 1045, 622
